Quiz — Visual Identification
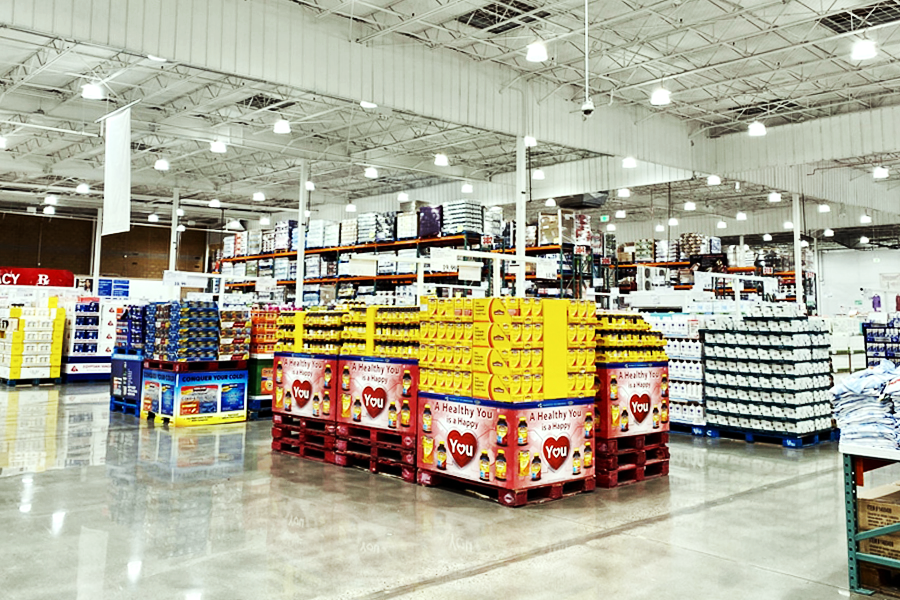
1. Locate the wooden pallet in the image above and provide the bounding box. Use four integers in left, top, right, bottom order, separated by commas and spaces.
109, 397, 139, 415
142, 359, 248, 372
596, 445, 670, 472
336, 422, 415, 449
272, 425, 335, 449
596, 459, 669, 489
705, 426, 838, 448
595, 431, 669, 455
272, 413, 336, 434
334, 438, 416, 465
668, 422, 706, 436
417, 470, 596, 507
333, 452, 417, 483
1, 377, 61, 387
271, 438, 336, 463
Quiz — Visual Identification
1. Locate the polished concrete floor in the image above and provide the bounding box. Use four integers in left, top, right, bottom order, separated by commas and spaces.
0, 383, 885, 599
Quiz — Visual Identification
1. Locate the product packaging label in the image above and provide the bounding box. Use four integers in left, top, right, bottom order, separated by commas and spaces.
273, 354, 337, 420
336, 357, 418, 433
596, 363, 669, 438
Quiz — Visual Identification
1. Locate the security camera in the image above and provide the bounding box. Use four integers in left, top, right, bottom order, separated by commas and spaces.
581, 99, 595, 117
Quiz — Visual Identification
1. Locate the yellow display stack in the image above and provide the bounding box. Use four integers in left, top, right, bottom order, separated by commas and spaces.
373, 306, 419, 359
340, 307, 371, 356
543, 299, 598, 400
595, 312, 668, 364
302, 309, 346, 355
274, 311, 305, 353
0, 298, 65, 382
418, 297, 475, 396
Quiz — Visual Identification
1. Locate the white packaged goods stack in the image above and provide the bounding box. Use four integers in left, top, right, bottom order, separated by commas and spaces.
679, 233, 705, 259
221, 262, 234, 278
234, 232, 247, 257
63, 299, 118, 378
0, 300, 65, 382
306, 220, 328, 249
655, 240, 668, 262
338, 255, 352, 277
574, 214, 591, 245
247, 230, 262, 255
274, 220, 296, 251
262, 230, 276, 253
397, 212, 417, 240
377, 252, 397, 275
702, 304, 833, 437
484, 208, 503, 238
291, 227, 300, 251
233, 262, 247, 279
634, 239, 655, 263
258, 258, 274, 278
274, 257, 292, 281
827, 316, 866, 373
442, 200, 482, 234
340, 219, 358, 246
223, 236, 235, 258
645, 313, 705, 426
324, 222, 341, 248
375, 212, 396, 242
357, 213, 377, 243
397, 249, 417, 274
305, 255, 322, 279
245, 260, 258, 278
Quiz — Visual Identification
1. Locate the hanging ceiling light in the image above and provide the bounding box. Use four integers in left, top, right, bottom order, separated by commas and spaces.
44, 195, 58, 205
398, 192, 409, 202
154, 158, 170, 171
736, 211, 747, 221
43, 205, 55, 215
783, 220, 794, 229
650, 88, 671, 106
861, 214, 872, 224
606, 223, 616, 232
818, 204, 831, 213
304, 210, 312, 218
617, 188, 630, 198
524, 135, 537, 147
306, 181, 316, 191
148, 213, 160, 222
364, 166, 378, 179
434, 154, 449, 167
359, 100, 377, 109
461, 183, 474, 193
532, 169, 545, 180
668, 217, 679, 226
273, 119, 291, 134
762, 233, 773, 241
615, 210, 626, 218
253, 192, 266, 202
683, 201, 696, 211
259, 216, 271, 226
874, 166, 889, 179
346, 201, 357, 213
735, 181, 741, 191
801, 240, 810, 247
147, 54, 167, 62
209, 140, 227, 153
748, 121, 767, 137
707, 175, 722, 186
545, 198, 557, 207
768, 191, 782, 203
75, 183, 90, 194
0, 136, 7, 149
81, 82, 104, 100
852, 39, 877, 61
226, 219, 244, 231
824, 228, 835, 237
208, 199, 221, 208
860, 235, 870, 244
655, 223, 665, 232
717, 220, 727, 229
177, 208, 185, 217
525, 40, 548, 62
176, 224, 186, 233
622, 156, 637, 169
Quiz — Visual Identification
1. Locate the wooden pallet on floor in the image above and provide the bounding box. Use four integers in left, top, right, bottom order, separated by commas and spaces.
594, 431, 669, 455
417, 470, 595, 507
1, 377, 61, 387
334, 438, 416, 465
596, 459, 669, 489
272, 413, 336, 435
596, 445, 670, 472
333, 452, 417, 483
705, 426, 838, 448
668, 422, 707, 436
335, 422, 415, 449
271, 438, 336, 463
272, 424, 335, 449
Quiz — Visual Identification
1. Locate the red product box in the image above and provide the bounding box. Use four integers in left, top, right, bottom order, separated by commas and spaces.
335, 357, 418, 434
596, 362, 670, 439
416, 394, 594, 489
273, 353, 338, 421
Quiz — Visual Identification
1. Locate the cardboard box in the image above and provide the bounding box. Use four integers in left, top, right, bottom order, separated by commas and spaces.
859, 482, 900, 531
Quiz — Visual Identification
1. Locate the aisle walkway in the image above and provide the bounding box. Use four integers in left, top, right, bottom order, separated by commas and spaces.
0, 384, 874, 599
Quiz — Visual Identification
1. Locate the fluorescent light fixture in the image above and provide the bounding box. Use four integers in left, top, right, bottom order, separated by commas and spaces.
532, 169, 545, 180
306, 181, 316, 191
801, 240, 809, 247
434, 154, 449, 167
364, 166, 378, 179
861, 214, 872, 224
44, 195, 58, 205
617, 188, 630, 198
852, 39, 877, 61
304, 210, 311, 218
398, 192, 410, 202
346, 201, 357, 213
606, 223, 616, 232
360, 100, 378, 109
824, 228, 834, 237
650, 88, 671, 106
147, 54, 167, 62
622, 156, 637, 169
525, 40, 548, 62
748, 121, 767, 136
208, 199, 221, 208
260, 216, 271, 226
226, 219, 243, 231
707, 175, 721, 186
736, 211, 747, 221
148, 213, 159, 222
763, 233, 773, 241
177, 208, 185, 217
818, 204, 831, 213
253, 192, 265, 202
684, 201, 696, 211
655, 223, 665, 232
210, 140, 227, 153
0, 136, 7, 149
783, 220, 794, 229
524, 135, 537, 147
668, 217, 678, 226
717, 220, 727, 229
545, 198, 557, 207
615, 210, 626, 218
273, 119, 291, 134
154, 158, 170, 171
860, 236, 870, 244
81, 82, 104, 100
461, 183, 474, 193
874, 166, 889, 179
735, 181, 741, 191
42, 205, 55, 215
75, 183, 90, 194
768, 191, 782, 203
176, 224, 186, 233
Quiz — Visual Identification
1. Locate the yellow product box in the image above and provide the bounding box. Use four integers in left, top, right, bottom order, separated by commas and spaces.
531, 348, 543, 368
532, 373, 544, 396
50, 366, 60, 378
437, 322, 448, 340
473, 372, 511, 402
521, 373, 532, 396
460, 346, 472, 367
473, 347, 514, 374
522, 323, 533, 343
452, 322, 465, 341
473, 298, 513, 323
509, 323, 524, 343
519, 347, 532, 369
473, 322, 512, 350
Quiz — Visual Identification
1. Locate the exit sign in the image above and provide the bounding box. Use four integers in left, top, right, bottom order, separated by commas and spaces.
600, 215, 610, 222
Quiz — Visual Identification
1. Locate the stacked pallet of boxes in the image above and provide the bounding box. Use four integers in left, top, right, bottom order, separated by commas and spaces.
248, 309, 279, 419
595, 312, 670, 488
0, 299, 65, 384
417, 297, 596, 506
110, 304, 147, 415
62, 298, 118, 381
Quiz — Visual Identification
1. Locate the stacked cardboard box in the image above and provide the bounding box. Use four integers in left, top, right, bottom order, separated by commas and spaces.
357, 212, 377, 243
262, 230, 276, 254
223, 236, 235, 258
247, 230, 262, 255
634, 239, 655, 263
375, 212, 396, 242
397, 249, 417, 274
234, 232, 247, 257
219, 308, 251, 360
306, 220, 332, 249
324, 222, 341, 248
0, 299, 65, 381
442, 200, 482, 235
539, 209, 575, 246
574, 214, 592, 245
397, 212, 417, 240
305, 255, 322, 279
484, 208, 503, 238
418, 206, 442, 238
274, 220, 296, 251
274, 257, 293, 281
340, 219, 358, 246
678, 233, 706, 258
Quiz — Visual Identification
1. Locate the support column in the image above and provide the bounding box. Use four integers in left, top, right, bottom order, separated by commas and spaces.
738, 235, 745, 267
92, 207, 103, 291
169, 188, 180, 272
515, 136, 527, 297
792, 192, 804, 311
297, 160, 309, 305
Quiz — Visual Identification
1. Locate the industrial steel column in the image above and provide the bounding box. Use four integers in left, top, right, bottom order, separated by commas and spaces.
515, 136, 527, 297
297, 159, 309, 305
792, 192, 804, 310
169, 188, 180, 272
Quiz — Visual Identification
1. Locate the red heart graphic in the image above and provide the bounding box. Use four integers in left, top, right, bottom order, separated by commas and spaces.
362, 386, 387, 419
543, 436, 570, 471
629, 394, 651, 423
292, 380, 312, 408
447, 430, 477, 467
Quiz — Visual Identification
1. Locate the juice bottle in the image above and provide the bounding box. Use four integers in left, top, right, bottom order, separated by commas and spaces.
652, 407, 660, 429
400, 399, 411, 427
584, 441, 593, 468
312, 395, 320, 417
422, 404, 433, 433
436, 442, 447, 470
284, 390, 293, 413
496, 415, 508, 446
479, 451, 491, 481
352, 397, 362, 422
388, 402, 398, 429
341, 365, 351, 391
517, 416, 528, 445
584, 412, 593, 438
323, 364, 332, 389
402, 369, 413, 397
530, 455, 542, 481
620, 410, 629, 433
495, 449, 507, 481
572, 449, 582, 475
322, 392, 330, 415
661, 402, 669, 424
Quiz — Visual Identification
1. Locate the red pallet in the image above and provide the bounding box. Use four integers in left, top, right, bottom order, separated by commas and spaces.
333, 452, 417, 483
143, 359, 248, 372
271, 438, 336, 463
334, 438, 416, 465
417, 470, 595, 507
273, 413, 336, 434
595, 431, 669, 455
336, 423, 415, 449
596, 445, 670, 472
272, 425, 335, 449
596, 459, 669, 489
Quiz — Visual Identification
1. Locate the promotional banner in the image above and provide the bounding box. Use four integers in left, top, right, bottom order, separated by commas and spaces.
0, 267, 74, 287
336, 357, 418, 433
141, 370, 176, 417
596, 363, 670, 438
273, 354, 337, 419
102, 107, 132, 236
417, 394, 594, 489
140, 369, 247, 426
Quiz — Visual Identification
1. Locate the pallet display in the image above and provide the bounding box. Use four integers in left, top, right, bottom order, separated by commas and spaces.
62, 298, 118, 381
644, 313, 705, 429
110, 350, 143, 415
0, 300, 65, 385
140, 359, 249, 426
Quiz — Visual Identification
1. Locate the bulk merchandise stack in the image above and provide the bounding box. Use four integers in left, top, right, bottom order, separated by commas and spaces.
110, 304, 148, 415
247, 308, 279, 420
595, 313, 670, 488
62, 298, 118, 382
139, 301, 249, 427
0, 298, 65, 385
702, 303, 835, 447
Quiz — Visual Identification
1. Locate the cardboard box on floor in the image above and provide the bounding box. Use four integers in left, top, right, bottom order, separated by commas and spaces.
858, 482, 900, 562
